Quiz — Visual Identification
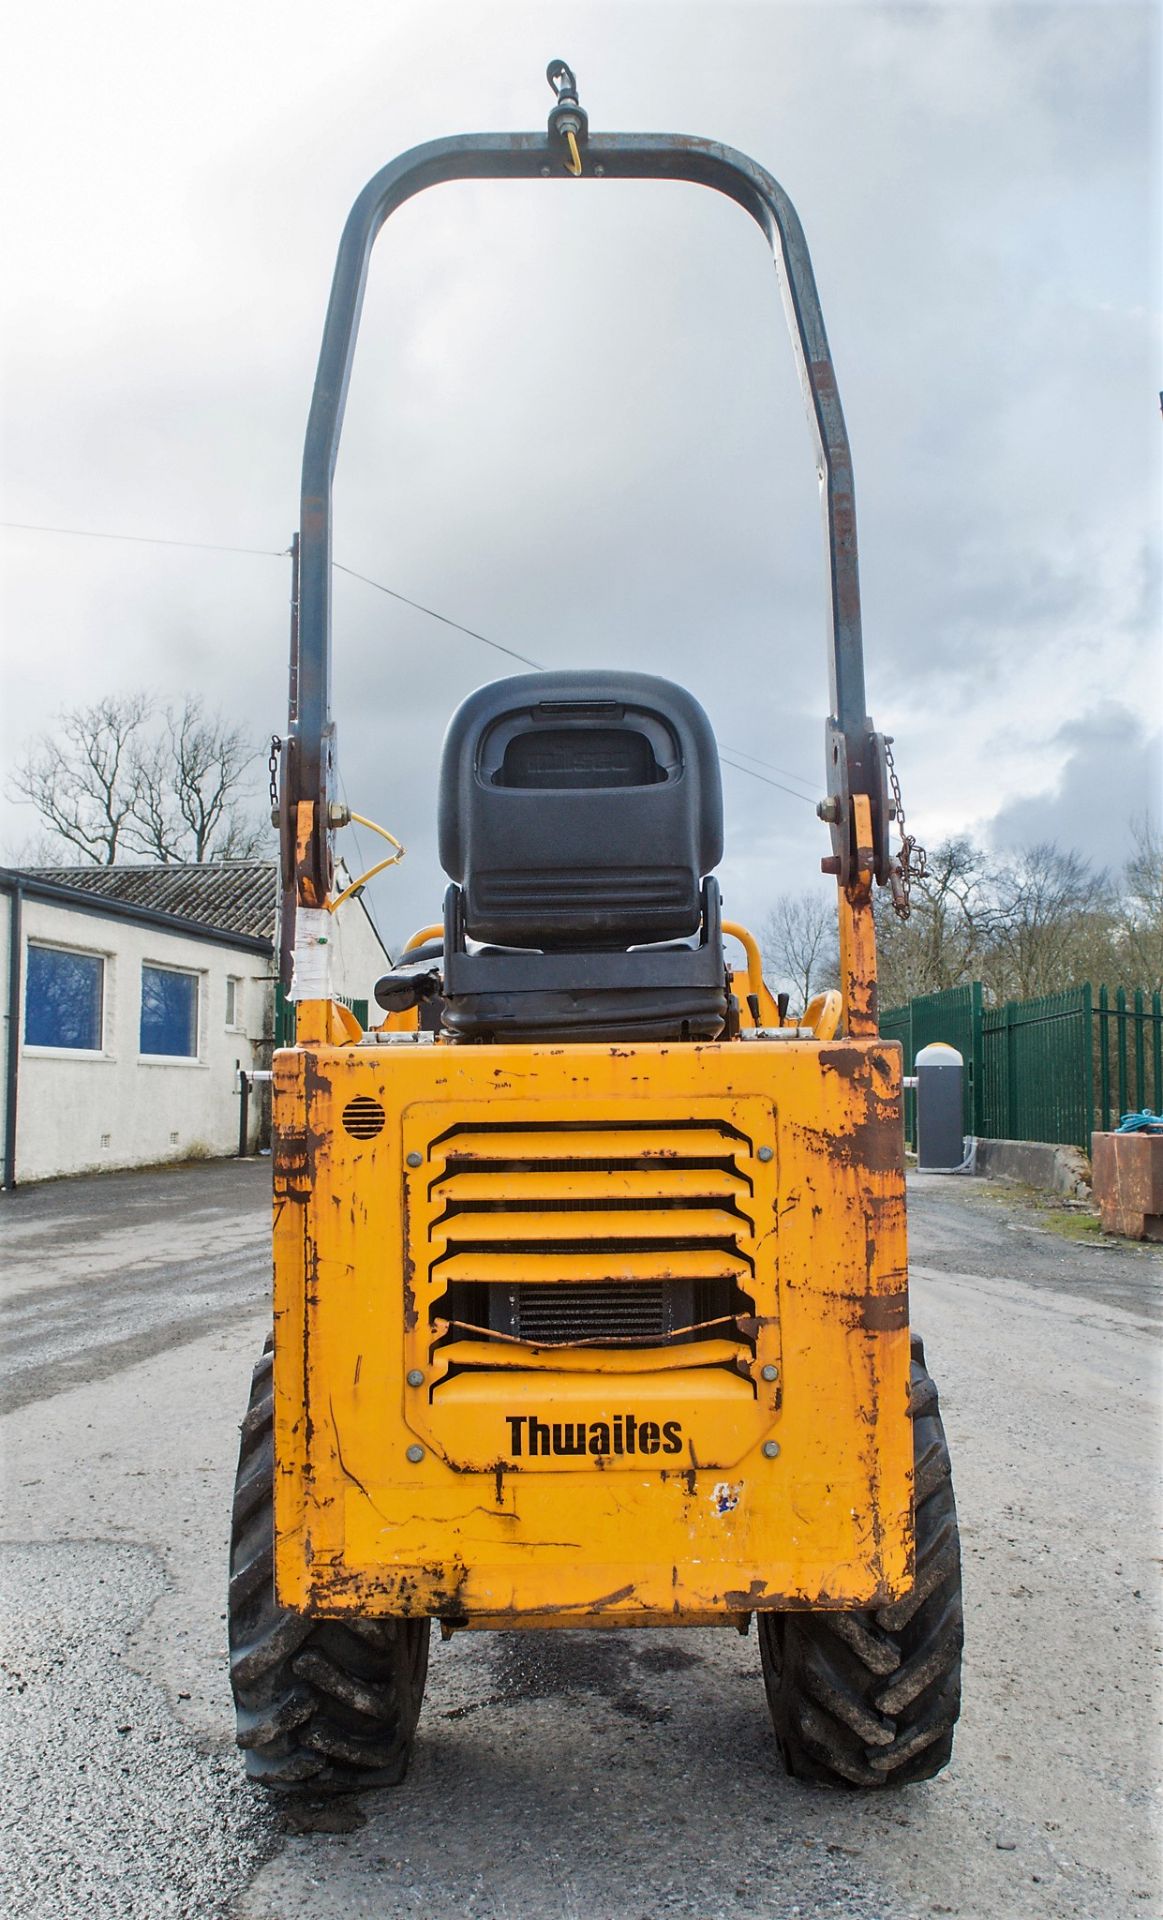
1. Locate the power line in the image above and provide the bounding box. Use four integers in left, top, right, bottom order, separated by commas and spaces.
1, 517, 818, 804
0, 518, 288, 559
717, 742, 816, 795
336, 569, 817, 802
718, 755, 815, 802
332, 563, 542, 670
334, 567, 813, 802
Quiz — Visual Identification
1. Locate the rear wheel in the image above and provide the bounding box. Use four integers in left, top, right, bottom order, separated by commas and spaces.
758, 1335, 962, 1787
228, 1342, 430, 1791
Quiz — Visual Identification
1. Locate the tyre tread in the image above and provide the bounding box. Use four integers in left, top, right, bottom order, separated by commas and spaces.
758, 1346, 962, 1789
228, 1342, 430, 1792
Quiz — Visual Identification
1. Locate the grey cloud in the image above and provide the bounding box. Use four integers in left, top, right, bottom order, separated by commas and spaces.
987, 703, 1162, 869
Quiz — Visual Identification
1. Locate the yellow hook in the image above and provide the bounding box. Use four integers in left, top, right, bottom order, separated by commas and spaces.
565, 128, 582, 177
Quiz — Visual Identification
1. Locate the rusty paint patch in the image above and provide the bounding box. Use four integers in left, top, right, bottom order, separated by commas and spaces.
273, 1130, 311, 1202
858, 1290, 909, 1333
583, 1583, 636, 1610
723, 1578, 768, 1608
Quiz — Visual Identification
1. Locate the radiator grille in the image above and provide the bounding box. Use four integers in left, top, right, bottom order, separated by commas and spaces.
514, 1281, 670, 1344
426, 1121, 756, 1352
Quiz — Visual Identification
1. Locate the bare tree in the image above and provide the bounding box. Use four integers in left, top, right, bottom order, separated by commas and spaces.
131, 698, 265, 862
875, 838, 994, 1008
760, 891, 839, 1011
8, 693, 152, 864
0, 826, 81, 868
983, 842, 1112, 1002
8, 693, 266, 866
1118, 813, 1163, 990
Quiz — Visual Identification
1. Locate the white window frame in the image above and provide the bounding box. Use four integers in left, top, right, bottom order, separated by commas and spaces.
23, 939, 109, 1058
138, 960, 205, 1066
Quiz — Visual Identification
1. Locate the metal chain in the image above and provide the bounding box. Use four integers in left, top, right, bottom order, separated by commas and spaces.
884, 735, 927, 921
268, 735, 282, 815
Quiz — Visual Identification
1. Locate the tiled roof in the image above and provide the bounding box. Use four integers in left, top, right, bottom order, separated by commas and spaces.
15, 862, 278, 941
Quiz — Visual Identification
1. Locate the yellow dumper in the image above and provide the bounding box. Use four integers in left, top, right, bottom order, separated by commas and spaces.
229, 62, 962, 1794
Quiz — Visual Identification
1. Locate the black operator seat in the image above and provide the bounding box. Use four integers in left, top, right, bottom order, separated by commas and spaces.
434, 670, 728, 1042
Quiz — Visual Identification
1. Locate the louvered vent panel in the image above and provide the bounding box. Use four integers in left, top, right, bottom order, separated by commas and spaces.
428, 1121, 756, 1347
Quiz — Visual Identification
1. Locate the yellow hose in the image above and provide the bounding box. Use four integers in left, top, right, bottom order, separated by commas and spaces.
326, 812, 405, 913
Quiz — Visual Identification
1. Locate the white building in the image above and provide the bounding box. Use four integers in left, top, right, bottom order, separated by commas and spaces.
0, 862, 388, 1186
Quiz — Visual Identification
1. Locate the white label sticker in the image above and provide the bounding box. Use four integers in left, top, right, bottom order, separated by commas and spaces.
289, 907, 333, 1001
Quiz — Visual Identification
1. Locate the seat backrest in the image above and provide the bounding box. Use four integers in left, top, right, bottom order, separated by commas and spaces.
438, 671, 723, 949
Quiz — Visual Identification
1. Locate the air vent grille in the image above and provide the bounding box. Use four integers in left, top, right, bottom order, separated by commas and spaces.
426, 1121, 756, 1352
341, 1096, 385, 1140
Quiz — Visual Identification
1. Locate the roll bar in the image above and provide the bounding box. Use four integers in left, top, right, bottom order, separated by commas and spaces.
281, 64, 891, 911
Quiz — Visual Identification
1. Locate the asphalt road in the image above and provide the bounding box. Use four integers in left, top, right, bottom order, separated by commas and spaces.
1, 1158, 1159, 1920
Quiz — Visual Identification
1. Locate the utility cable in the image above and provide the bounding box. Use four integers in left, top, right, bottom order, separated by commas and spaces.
717, 756, 816, 801
333, 563, 542, 670
335, 567, 815, 802
0, 518, 288, 559
2, 518, 819, 802
716, 743, 817, 794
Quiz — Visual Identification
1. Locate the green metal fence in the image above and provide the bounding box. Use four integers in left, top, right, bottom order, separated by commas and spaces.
980, 986, 1093, 1148
882, 980, 1162, 1152
880, 984, 983, 1148
1095, 986, 1162, 1131
273, 985, 369, 1049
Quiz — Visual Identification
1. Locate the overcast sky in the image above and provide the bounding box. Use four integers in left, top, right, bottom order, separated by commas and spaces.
1, 0, 1158, 948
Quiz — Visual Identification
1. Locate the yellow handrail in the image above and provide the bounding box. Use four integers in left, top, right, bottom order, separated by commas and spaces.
403, 923, 443, 954
722, 920, 763, 1000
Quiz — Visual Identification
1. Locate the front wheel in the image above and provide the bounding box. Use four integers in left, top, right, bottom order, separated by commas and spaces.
758, 1335, 962, 1787
228, 1342, 430, 1791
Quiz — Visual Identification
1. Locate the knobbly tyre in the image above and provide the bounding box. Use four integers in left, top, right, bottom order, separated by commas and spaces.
229, 61, 962, 1794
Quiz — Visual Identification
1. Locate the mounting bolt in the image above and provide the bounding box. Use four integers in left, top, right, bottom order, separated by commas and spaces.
816, 795, 842, 824
406, 1444, 425, 1464
406, 1369, 424, 1388
762, 1440, 781, 1460
405, 1151, 423, 1168
757, 1145, 774, 1163
820, 856, 842, 876
327, 802, 351, 828
761, 1364, 779, 1383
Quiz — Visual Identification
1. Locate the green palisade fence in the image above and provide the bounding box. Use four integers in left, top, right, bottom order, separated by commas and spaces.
980, 986, 1093, 1149
878, 1002, 915, 1148
880, 984, 983, 1149
273, 986, 370, 1048
883, 981, 1162, 1153
1095, 986, 1162, 1132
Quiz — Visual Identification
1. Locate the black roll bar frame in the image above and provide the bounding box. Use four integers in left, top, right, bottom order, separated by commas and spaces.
283, 100, 891, 913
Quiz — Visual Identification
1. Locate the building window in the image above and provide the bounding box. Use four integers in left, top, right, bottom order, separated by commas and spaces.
140, 965, 199, 1057
225, 976, 240, 1027
26, 945, 104, 1050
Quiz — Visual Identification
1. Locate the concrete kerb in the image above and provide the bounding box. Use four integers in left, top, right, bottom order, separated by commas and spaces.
972, 1137, 1092, 1199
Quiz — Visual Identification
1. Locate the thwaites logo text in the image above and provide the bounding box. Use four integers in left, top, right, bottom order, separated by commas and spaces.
505, 1414, 683, 1459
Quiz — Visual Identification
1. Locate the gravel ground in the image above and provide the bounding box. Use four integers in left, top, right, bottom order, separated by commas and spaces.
1, 1159, 1159, 1919
1, 1541, 275, 1919
0, 1160, 269, 1414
